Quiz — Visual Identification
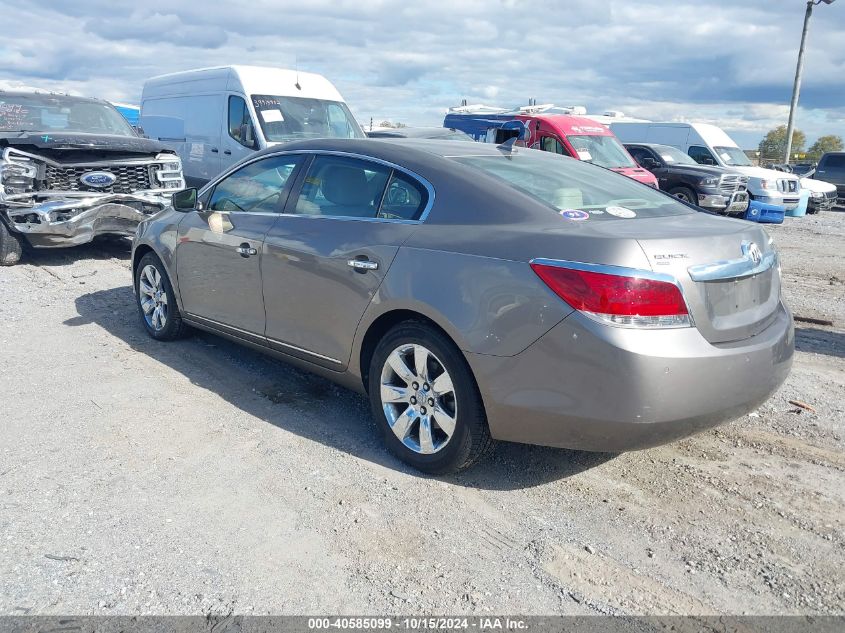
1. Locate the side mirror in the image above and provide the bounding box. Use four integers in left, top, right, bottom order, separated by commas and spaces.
172, 188, 197, 211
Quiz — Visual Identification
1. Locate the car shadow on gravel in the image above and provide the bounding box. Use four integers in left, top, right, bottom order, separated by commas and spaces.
21, 236, 131, 266
795, 327, 845, 359
66, 285, 615, 490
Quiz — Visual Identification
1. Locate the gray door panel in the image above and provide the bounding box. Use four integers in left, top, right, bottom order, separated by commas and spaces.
175, 211, 274, 335
262, 218, 416, 368
175, 153, 304, 336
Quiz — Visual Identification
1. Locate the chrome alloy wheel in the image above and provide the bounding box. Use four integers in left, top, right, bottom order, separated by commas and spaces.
138, 264, 168, 331
380, 343, 457, 455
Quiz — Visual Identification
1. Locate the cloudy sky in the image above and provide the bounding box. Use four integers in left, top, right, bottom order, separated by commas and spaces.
1, 0, 843, 148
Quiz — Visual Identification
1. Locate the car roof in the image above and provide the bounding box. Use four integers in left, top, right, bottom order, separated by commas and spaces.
254, 137, 508, 168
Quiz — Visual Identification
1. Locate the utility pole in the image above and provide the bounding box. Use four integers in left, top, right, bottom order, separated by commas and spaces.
784, 0, 836, 164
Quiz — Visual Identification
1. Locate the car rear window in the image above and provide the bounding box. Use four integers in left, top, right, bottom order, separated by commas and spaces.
451, 149, 695, 221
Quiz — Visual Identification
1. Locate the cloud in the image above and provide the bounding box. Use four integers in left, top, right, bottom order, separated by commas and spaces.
1, 0, 843, 145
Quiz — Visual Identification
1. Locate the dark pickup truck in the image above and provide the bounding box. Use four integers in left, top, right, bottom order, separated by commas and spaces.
625, 143, 749, 215
0, 91, 184, 265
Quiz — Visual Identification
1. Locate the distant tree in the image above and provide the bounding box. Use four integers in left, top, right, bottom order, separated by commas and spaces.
758, 125, 806, 161
808, 134, 844, 158
378, 120, 407, 128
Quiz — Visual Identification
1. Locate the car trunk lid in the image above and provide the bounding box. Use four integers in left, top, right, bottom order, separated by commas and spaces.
630, 215, 780, 343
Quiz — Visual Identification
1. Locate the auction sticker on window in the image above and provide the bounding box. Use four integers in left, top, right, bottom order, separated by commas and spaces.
560, 209, 590, 221
605, 206, 637, 218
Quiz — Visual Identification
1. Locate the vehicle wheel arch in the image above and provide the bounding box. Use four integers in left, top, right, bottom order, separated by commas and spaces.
357, 307, 470, 395
132, 244, 156, 278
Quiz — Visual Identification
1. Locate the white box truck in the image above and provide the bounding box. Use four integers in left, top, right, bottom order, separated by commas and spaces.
610, 122, 801, 210
140, 65, 365, 186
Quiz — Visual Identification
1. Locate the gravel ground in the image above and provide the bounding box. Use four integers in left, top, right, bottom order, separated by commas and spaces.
0, 210, 843, 616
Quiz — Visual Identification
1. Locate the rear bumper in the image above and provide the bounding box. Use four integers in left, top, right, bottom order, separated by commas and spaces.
467, 302, 793, 452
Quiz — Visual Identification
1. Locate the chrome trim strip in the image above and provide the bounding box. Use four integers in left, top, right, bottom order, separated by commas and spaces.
687, 251, 776, 282
184, 313, 343, 365
528, 258, 695, 328
266, 337, 344, 365
198, 149, 436, 224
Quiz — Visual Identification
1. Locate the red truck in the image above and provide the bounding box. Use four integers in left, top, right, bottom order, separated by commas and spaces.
444, 105, 659, 187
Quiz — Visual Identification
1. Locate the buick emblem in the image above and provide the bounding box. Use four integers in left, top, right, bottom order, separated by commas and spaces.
80, 171, 117, 188
742, 240, 762, 265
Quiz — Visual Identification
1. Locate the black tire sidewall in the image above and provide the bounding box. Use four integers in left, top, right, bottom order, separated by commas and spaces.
670, 187, 697, 205
135, 253, 182, 340
0, 219, 24, 266
368, 322, 486, 475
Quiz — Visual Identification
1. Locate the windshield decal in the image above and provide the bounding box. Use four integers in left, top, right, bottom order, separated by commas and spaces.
560, 209, 590, 221
576, 150, 592, 161
261, 109, 284, 123
605, 206, 637, 218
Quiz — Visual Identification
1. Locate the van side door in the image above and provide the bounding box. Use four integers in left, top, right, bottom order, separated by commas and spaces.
221, 95, 260, 171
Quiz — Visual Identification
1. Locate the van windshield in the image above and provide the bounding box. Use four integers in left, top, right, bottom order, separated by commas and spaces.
251, 95, 364, 142
714, 146, 752, 167
451, 148, 693, 221
566, 134, 636, 169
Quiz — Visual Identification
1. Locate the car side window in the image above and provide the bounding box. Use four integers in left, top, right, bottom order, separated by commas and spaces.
688, 145, 716, 165
228, 96, 257, 149
378, 171, 428, 221
208, 155, 301, 213
541, 137, 571, 156
293, 155, 390, 218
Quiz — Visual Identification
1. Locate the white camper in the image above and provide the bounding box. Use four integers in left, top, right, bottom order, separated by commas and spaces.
610, 122, 801, 210
140, 65, 364, 186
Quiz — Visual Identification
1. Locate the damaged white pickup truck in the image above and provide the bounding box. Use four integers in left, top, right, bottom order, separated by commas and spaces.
0, 91, 184, 265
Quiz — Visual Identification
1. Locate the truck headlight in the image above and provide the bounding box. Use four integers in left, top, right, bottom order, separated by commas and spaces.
700, 177, 719, 187
0, 153, 38, 194
153, 154, 185, 190
760, 179, 778, 191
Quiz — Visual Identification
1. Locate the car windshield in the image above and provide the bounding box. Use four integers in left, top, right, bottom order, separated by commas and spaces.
566, 134, 636, 169
714, 146, 752, 166
251, 95, 365, 143
651, 145, 699, 166
451, 148, 694, 221
0, 94, 136, 136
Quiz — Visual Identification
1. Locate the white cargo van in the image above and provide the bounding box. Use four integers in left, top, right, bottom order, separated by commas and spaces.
610, 122, 801, 210
140, 65, 365, 186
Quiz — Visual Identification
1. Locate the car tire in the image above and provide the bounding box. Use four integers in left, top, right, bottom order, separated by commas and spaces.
0, 220, 24, 266
135, 252, 187, 341
369, 321, 494, 475
669, 186, 698, 206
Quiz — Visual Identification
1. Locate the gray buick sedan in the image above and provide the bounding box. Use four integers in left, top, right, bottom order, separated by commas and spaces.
132, 138, 793, 474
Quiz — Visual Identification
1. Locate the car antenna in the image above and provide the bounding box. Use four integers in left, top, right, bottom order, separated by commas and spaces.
295, 57, 301, 91
497, 137, 519, 155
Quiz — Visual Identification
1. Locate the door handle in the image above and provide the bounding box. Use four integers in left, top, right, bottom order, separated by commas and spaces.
224, 149, 232, 155
237, 243, 258, 258
347, 258, 378, 272
210, 148, 219, 153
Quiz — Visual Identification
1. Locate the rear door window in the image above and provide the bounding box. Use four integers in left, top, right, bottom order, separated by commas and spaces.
290, 155, 428, 221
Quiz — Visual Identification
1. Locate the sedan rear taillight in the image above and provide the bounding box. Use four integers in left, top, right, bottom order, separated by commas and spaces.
530, 261, 691, 328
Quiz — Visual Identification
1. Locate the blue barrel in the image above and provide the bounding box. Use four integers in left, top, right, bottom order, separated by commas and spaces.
747, 200, 785, 224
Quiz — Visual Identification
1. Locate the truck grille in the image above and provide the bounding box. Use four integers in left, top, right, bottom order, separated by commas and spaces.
719, 174, 748, 195
44, 164, 155, 194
